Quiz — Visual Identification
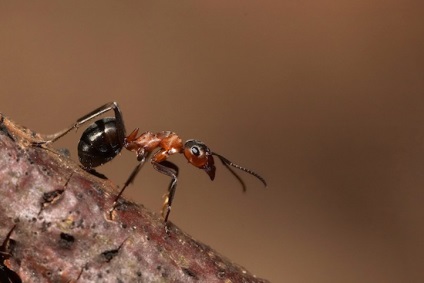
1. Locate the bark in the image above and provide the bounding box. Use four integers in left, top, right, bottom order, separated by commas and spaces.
0, 113, 269, 283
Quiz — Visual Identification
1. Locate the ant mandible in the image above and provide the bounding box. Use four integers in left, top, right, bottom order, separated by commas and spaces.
35, 102, 267, 222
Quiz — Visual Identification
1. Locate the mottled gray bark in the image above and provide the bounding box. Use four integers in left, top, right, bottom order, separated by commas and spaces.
0, 113, 269, 283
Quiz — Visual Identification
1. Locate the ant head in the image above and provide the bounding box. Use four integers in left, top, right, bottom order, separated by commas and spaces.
183, 139, 216, 180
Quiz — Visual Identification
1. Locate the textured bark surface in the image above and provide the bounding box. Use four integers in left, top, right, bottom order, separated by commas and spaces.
0, 113, 269, 283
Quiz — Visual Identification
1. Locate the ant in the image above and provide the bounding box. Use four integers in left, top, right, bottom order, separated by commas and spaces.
35, 102, 267, 221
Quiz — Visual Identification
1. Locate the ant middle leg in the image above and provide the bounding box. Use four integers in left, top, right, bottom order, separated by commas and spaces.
151, 160, 179, 222
107, 152, 150, 219
34, 101, 125, 145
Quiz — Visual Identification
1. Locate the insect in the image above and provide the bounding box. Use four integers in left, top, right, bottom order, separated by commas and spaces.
35, 102, 267, 221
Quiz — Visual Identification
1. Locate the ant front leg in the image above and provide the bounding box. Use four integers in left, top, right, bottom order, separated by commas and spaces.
151, 159, 179, 222
34, 101, 125, 145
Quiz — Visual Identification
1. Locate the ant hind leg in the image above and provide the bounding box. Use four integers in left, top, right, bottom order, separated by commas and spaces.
34, 102, 124, 145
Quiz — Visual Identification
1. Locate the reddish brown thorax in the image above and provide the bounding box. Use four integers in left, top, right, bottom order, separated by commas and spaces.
124, 129, 184, 163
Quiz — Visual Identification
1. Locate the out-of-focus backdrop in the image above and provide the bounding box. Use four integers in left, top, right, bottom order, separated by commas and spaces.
1, 2, 423, 282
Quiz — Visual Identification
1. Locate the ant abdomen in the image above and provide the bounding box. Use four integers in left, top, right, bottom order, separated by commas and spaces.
78, 117, 125, 169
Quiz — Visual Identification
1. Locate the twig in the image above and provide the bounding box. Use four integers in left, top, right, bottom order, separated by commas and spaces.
0, 113, 269, 283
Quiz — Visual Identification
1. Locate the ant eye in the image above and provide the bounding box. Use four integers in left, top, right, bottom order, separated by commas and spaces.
184, 139, 211, 162
191, 145, 201, 156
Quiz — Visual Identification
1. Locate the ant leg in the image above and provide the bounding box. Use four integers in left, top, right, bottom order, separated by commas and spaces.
109, 152, 150, 215
151, 160, 179, 222
114, 158, 146, 203
35, 101, 125, 144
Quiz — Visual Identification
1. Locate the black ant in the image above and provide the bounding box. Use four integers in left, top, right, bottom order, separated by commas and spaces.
35, 102, 267, 221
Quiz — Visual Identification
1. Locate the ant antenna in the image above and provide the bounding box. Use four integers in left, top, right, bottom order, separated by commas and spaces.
212, 153, 267, 188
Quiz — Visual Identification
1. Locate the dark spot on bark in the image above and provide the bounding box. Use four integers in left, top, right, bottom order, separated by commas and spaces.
217, 270, 226, 279
75, 219, 84, 228
42, 189, 64, 204
41, 221, 52, 232
182, 267, 198, 279
100, 238, 127, 263
58, 232, 75, 249
164, 224, 172, 237
156, 265, 169, 278
101, 248, 119, 263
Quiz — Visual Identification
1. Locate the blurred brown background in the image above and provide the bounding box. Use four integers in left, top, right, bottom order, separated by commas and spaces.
1, 1, 423, 282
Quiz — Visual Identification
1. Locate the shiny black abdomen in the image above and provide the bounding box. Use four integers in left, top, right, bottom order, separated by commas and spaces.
78, 117, 124, 168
